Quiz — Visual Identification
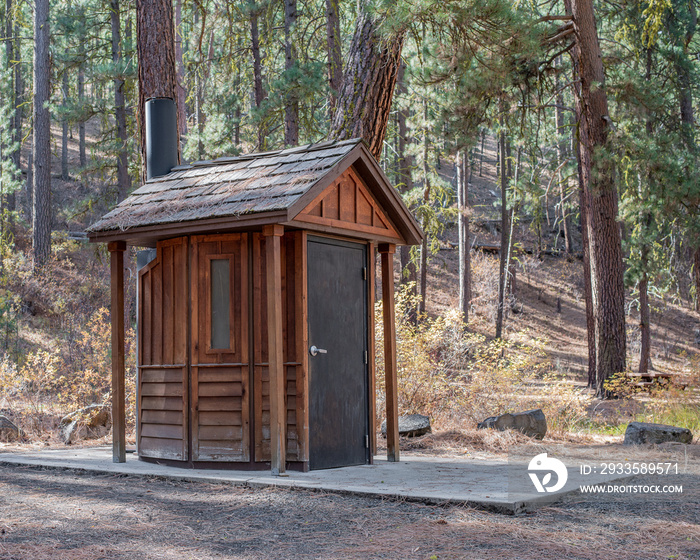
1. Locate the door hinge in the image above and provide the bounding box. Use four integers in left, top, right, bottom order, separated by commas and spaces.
364, 350, 368, 364
362, 266, 367, 280
365, 435, 369, 448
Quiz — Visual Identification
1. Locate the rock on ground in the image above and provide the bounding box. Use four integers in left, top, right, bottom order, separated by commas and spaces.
60, 404, 112, 444
381, 414, 431, 437
0, 415, 20, 441
623, 422, 693, 445
477, 409, 547, 439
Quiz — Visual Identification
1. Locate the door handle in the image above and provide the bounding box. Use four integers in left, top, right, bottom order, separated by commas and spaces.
309, 345, 327, 357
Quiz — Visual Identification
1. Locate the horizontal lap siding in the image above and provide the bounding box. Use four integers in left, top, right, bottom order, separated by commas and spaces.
193, 366, 248, 460
139, 366, 187, 460
138, 237, 188, 461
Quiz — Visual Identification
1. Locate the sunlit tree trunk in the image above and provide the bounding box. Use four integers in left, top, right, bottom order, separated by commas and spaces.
61, 71, 69, 180
457, 150, 472, 324
249, 4, 266, 150
284, 0, 298, 145
325, 0, 342, 113
174, 0, 187, 141
566, 0, 626, 396
111, 0, 131, 202
495, 122, 509, 339
136, 0, 180, 178
78, 34, 86, 168
328, 7, 403, 159
32, 0, 51, 269
555, 56, 571, 254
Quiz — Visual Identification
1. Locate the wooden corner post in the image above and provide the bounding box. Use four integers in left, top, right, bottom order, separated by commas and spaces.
109, 240, 127, 463
378, 243, 399, 462
263, 225, 286, 475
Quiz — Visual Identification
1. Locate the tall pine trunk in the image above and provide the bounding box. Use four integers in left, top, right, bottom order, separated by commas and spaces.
136, 0, 180, 178
61, 71, 69, 180
328, 7, 404, 159
396, 62, 417, 322
78, 41, 86, 168
111, 0, 131, 202
5, 0, 17, 211
32, 0, 51, 269
249, 5, 266, 150
638, 47, 654, 374
667, 3, 698, 313
174, 0, 187, 140
495, 126, 509, 339
325, 0, 342, 113
566, 0, 626, 395
418, 100, 429, 317
457, 150, 471, 324
284, 0, 298, 146
555, 56, 571, 254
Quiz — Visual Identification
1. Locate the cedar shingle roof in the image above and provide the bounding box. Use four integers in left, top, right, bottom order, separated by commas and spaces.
87, 138, 362, 234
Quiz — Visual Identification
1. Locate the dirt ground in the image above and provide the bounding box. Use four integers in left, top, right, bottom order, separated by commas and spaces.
0, 464, 698, 560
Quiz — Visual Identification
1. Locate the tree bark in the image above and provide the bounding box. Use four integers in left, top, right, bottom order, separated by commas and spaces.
566, 0, 626, 395
325, 0, 342, 113
78, 39, 86, 168
638, 48, 654, 374
136, 0, 180, 179
555, 56, 572, 254
174, 0, 187, 140
284, 0, 298, 146
4, 0, 16, 211
666, 2, 698, 312
457, 150, 472, 324
61, 70, 69, 180
328, 8, 404, 160
25, 142, 32, 220
32, 0, 51, 269
418, 106, 430, 317
396, 62, 417, 322
249, 4, 266, 150
639, 236, 651, 373
495, 125, 509, 339
12, 16, 21, 197
111, 0, 131, 202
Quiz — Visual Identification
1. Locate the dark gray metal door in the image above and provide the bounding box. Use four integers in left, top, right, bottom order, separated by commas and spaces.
307, 237, 369, 470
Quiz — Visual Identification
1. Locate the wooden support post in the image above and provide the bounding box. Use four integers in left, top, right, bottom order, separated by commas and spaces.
109, 240, 127, 463
368, 243, 377, 460
263, 225, 286, 475
378, 243, 399, 462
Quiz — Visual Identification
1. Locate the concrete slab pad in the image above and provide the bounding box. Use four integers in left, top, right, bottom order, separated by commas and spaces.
0, 448, 635, 514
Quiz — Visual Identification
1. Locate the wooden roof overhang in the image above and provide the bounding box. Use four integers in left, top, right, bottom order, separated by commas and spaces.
87, 139, 423, 247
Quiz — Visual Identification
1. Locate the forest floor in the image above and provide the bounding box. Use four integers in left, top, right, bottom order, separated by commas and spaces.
0, 464, 699, 560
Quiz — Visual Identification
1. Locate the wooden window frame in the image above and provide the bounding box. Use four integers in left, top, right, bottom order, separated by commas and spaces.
205, 253, 236, 354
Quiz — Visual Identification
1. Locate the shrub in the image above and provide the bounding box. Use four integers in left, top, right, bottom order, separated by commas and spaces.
374, 285, 580, 432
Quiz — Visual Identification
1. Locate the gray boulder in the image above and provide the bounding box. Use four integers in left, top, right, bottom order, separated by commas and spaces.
0, 415, 19, 441
477, 409, 547, 439
60, 404, 112, 444
623, 422, 693, 445
381, 414, 431, 437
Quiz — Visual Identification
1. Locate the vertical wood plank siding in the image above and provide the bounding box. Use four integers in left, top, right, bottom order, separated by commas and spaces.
138, 237, 188, 460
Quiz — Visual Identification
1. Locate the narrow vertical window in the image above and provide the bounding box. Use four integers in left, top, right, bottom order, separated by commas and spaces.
210, 259, 230, 349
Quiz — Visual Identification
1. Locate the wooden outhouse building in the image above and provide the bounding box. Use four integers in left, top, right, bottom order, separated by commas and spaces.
88, 137, 422, 473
